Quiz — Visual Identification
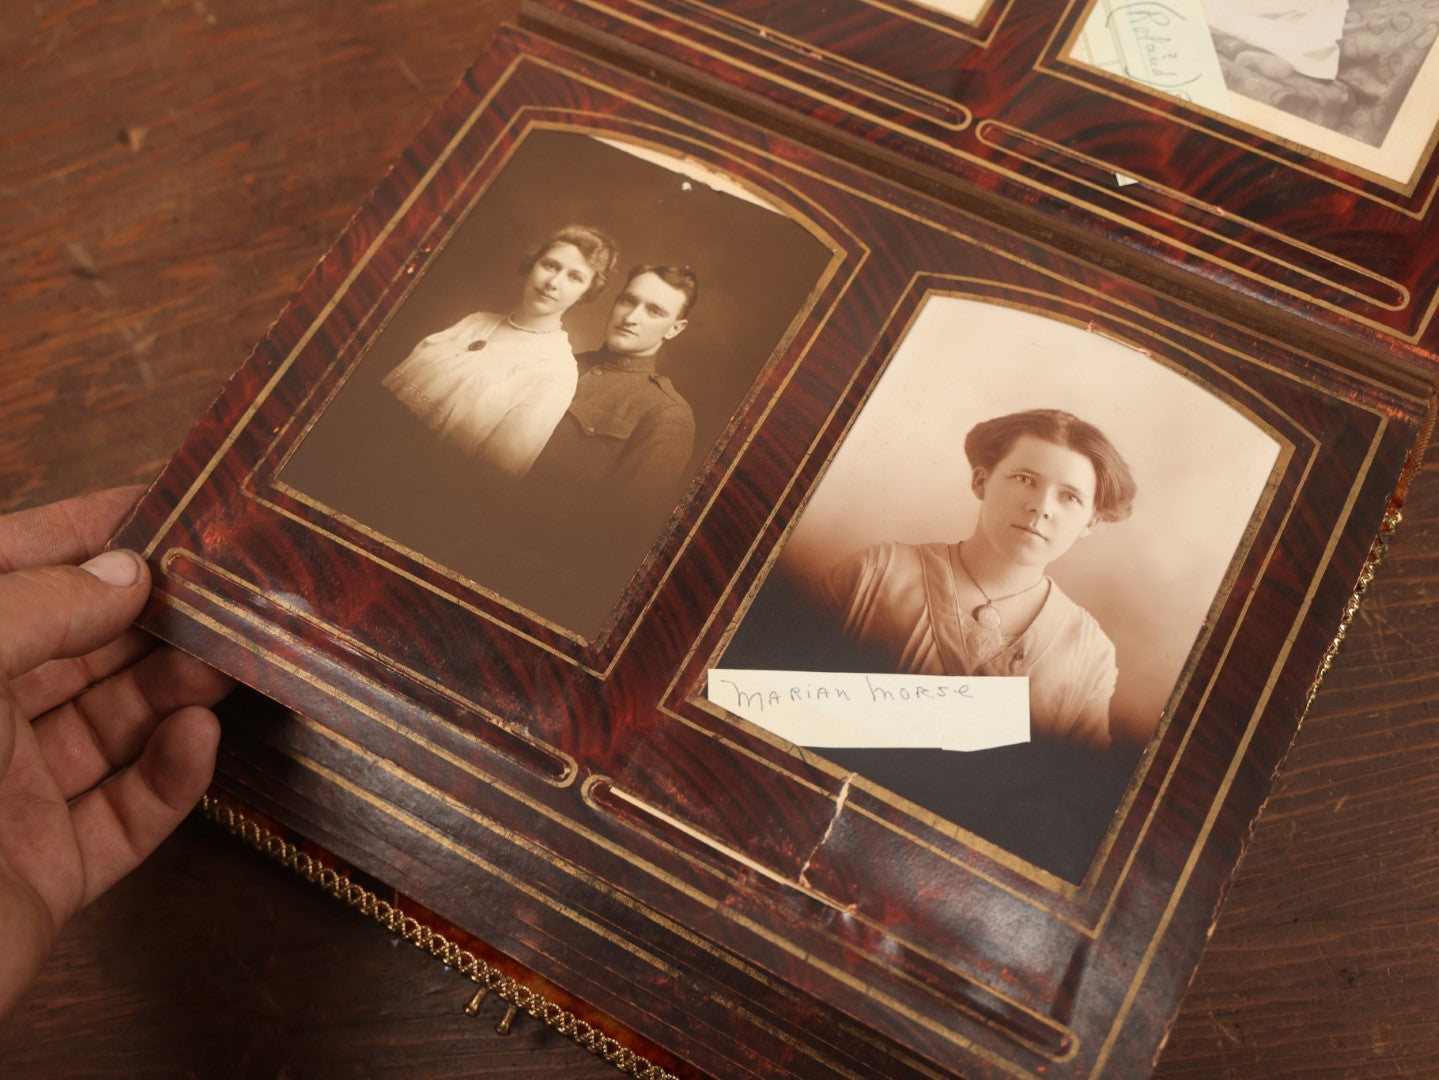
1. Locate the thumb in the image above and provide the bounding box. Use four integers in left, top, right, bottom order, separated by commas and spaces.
0, 550, 151, 680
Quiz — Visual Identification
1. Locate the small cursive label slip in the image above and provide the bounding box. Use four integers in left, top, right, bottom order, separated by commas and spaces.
705, 669, 1030, 752
1072, 0, 1228, 111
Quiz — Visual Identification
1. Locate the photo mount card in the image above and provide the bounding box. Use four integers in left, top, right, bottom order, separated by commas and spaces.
115, 25, 1431, 1080
529, 0, 1439, 354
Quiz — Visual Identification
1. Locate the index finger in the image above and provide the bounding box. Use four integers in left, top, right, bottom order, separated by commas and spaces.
0, 487, 145, 572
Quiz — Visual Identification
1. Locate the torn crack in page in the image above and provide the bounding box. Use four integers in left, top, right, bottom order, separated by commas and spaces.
798, 773, 855, 889
605, 783, 848, 910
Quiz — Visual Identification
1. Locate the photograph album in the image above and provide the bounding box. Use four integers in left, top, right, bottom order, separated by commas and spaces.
113, 4, 1438, 1078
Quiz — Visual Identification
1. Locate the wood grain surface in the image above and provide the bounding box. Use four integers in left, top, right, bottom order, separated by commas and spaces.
1, 2, 1435, 1077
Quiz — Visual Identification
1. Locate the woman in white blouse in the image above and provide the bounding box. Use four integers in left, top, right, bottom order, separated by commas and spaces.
383, 224, 619, 478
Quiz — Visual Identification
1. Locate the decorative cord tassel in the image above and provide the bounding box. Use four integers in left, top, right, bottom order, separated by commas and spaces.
198, 795, 678, 1078
494, 1003, 520, 1036
464, 986, 489, 1017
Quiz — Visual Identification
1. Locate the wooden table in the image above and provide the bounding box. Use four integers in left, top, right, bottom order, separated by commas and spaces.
2, 3, 1435, 1075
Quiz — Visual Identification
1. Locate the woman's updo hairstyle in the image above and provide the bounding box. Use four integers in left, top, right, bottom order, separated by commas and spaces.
518, 224, 620, 303
964, 408, 1137, 523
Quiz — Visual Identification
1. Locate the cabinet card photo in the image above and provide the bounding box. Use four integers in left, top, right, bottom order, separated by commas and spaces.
720, 295, 1280, 881
279, 129, 833, 639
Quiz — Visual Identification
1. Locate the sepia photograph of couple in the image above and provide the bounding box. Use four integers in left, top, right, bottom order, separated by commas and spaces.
279, 129, 833, 639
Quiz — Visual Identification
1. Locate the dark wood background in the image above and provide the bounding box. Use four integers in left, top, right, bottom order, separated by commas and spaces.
1, 2, 1434, 1076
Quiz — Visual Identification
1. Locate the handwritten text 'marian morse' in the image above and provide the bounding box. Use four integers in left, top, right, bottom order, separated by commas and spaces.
714, 675, 973, 712
704, 668, 1029, 751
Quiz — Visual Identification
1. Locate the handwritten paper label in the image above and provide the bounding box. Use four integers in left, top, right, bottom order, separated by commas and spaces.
706, 669, 1030, 752
1073, 0, 1229, 111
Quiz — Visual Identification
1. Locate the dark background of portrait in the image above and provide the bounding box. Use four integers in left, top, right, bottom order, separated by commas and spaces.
280, 129, 832, 638
722, 573, 1144, 884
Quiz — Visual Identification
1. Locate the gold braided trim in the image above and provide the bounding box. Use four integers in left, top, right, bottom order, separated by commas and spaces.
198, 795, 680, 1080
1305, 501, 1405, 713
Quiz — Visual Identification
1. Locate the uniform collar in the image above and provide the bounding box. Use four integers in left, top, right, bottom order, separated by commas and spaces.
589, 348, 659, 375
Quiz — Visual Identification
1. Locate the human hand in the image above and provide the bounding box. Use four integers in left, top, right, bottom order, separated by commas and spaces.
0, 487, 233, 1016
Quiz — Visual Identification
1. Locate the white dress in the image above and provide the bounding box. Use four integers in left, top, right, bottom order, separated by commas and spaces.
382, 312, 577, 478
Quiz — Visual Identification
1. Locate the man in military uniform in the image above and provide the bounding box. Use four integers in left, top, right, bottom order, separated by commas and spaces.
445, 265, 699, 635
529, 264, 698, 512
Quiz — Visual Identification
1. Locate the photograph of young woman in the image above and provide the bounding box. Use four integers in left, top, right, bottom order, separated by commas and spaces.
718, 294, 1279, 879
381, 224, 619, 478
823, 409, 1136, 749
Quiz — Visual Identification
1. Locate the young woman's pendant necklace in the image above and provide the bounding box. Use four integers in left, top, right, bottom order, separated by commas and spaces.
973, 602, 1003, 631
955, 544, 1042, 630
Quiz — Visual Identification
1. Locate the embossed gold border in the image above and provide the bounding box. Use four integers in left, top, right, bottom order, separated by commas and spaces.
163, 551, 580, 785
565, 0, 977, 134
966, 121, 1437, 344
683, 0, 1005, 47
254, 117, 847, 659
254, 113, 848, 660
974, 122, 1409, 311
582, 775, 1078, 1060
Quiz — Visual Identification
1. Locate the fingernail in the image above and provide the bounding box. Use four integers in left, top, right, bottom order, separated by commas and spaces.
80, 549, 144, 588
